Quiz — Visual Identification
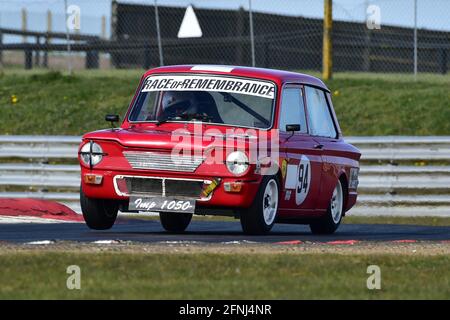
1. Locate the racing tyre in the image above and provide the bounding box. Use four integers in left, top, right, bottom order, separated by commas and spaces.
159, 212, 193, 233
240, 175, 280, 235
80, 188, 119, 230
310, 179, 344, 234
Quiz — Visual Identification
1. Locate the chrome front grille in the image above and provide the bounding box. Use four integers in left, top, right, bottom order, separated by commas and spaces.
118, 176, 204, 199
125, 177, 161, 196
123, 151, 204, 172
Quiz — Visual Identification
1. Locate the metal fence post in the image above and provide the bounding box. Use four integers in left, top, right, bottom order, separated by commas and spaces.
0, 29, 3, 68
101, 15, 106, 39
34, 36, 40, 67
413, 0, 418, 78
362, 1, 372, 72
235, 7, 245, 65
155, 0, 164, 67
43, 10, 52, 68
25, 47, 32, 69
439, 48, 447, 74
21, 8, 27, 43
86, 50, 99, 69
64, 0, 73, 74
248, 0, 255, 67
110, 1, 120, 68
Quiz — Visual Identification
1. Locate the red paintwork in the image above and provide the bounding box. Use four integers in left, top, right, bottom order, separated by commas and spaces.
79, 65, 360, 220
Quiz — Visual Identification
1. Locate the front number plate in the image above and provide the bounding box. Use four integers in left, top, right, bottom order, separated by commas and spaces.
129, 196, 196, 213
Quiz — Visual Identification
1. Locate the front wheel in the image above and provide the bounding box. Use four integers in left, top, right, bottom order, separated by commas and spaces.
310, 179, 345, 234
159, 212, 193, 233
240, 176, 280, 235
80, 188, 119, 230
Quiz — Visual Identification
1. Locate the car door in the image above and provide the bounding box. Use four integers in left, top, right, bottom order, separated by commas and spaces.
304, 85, 341, 210
277, 84, 323, 215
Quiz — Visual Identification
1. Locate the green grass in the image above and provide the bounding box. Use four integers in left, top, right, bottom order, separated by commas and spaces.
325, 73, 450, 136
0, 251, 448, 299
0, 70, 449, 136
0, 71, 136, 135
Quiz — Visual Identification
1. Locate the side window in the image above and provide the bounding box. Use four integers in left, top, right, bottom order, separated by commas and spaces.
304, 86, 337, 138
278, 86, 307, 133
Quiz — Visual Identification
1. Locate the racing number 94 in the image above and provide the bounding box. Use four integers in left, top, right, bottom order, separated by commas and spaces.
297, 163, 309, 193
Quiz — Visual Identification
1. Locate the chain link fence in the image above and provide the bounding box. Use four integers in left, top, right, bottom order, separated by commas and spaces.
0, 0, 448, 74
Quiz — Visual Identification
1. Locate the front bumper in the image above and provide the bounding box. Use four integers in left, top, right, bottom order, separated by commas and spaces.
81, 168, 261, 209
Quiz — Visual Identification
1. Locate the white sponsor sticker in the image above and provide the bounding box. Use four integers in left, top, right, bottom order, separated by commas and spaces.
285, 164, 298, 189
141, 75, 275, 99
191, 65, 234, 72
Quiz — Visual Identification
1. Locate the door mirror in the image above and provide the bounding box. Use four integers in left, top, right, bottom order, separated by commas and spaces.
105, 114, 119, 130
105, 114, 119, 123
285, 124, 300, 132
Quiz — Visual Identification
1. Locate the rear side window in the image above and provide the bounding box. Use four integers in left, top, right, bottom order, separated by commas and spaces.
304, 86, 337, 138
278, 86, 307, 133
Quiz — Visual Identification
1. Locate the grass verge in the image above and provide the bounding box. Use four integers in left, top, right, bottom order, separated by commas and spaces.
0, 70, 449, 136
0, 250, 448, 299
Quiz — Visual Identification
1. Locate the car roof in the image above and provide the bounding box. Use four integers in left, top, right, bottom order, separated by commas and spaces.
143, 65, 329, 92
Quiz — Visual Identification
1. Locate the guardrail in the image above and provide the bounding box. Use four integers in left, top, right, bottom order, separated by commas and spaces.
1, 135, 449, 216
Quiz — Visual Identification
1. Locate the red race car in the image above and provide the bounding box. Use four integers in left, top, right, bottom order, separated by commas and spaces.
79, 65, 360, 235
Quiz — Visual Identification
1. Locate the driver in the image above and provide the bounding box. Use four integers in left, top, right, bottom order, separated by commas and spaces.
159, 91, 223, 123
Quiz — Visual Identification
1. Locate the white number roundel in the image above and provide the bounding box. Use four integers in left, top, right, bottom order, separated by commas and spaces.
296, 155, 311, 205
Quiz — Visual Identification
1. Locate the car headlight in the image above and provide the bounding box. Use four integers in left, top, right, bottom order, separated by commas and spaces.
80, 141, 104, 167
226, 151, 249, 175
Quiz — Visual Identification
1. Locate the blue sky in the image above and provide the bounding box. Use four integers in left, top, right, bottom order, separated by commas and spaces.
0, 0, 448, 41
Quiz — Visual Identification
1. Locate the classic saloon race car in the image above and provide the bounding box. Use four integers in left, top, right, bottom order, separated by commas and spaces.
79, 65, 360, 235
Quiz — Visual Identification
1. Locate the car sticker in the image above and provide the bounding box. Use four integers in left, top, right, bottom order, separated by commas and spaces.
284, 190, 292, 201
191, 65, 234, 72
284, 164, 298, 189
295, 155, 311, 206
281, 159, 288, 179
141, 75, 275, 99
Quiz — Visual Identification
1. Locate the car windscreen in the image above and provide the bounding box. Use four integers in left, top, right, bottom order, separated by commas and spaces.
128, 74, 276, 129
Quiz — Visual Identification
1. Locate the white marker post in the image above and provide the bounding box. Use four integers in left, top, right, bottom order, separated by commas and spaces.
177, 5, 202, 38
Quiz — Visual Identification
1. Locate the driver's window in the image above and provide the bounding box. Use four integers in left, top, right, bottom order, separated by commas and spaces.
278, 86, 307, 133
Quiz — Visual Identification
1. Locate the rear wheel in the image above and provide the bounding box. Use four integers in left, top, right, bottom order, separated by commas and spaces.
310, 179, 344, 234
240, 176, 279, 235
159, 212, 193, 233
80, 188, 119, 230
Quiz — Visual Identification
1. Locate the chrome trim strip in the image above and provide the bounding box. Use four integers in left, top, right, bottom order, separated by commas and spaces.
123, 151, 204, 173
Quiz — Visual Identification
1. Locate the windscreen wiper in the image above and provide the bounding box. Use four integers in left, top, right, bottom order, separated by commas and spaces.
155, 116, 176, 126
220, 93, 270, 126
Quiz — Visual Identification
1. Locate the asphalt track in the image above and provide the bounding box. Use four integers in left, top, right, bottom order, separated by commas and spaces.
1, 219, 449, 243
